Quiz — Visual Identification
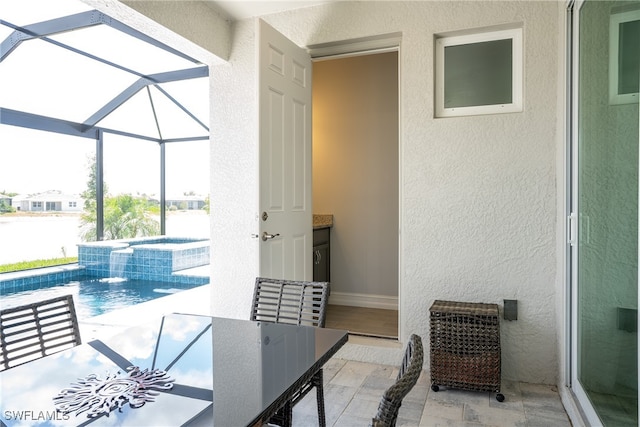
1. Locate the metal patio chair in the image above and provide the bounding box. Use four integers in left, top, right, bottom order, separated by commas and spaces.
250, 277, 330, 427
0, 294, 81, 371
371, 334, 424, 427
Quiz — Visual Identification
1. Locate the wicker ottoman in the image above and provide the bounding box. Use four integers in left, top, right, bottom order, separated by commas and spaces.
429, 300, 504, 402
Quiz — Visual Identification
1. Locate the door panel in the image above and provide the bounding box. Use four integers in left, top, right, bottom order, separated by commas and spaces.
258, 20, 312, 281
292, 99, 306, 211
266, 89, 285, 211
570, 1, 639, 425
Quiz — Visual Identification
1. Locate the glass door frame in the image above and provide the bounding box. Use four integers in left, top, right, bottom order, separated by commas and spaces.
567, 0, 640, 425
568, 2, 601, 422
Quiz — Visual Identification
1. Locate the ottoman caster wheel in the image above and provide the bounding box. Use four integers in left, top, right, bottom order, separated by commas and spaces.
496, 393, 505, 402
431, 385, 439, 392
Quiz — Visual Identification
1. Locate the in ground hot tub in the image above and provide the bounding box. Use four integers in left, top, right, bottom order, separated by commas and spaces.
78, 237, 209, 282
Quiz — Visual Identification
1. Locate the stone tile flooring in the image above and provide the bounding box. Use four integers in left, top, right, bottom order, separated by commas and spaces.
292, 359, 572, 427
77, 287, 572, 427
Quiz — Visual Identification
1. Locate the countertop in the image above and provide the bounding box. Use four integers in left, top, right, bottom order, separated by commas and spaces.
313, 214, 333, 229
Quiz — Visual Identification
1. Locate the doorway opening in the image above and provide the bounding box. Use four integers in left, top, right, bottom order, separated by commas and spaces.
311, 49, 400, 339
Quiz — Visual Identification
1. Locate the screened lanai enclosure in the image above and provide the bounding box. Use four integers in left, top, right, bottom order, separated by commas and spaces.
0, 0, 210, 265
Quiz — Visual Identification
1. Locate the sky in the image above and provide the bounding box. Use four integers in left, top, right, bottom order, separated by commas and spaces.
0, 0, 210, 197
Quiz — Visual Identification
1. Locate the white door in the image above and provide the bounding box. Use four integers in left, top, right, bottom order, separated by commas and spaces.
258, 19, 312, 281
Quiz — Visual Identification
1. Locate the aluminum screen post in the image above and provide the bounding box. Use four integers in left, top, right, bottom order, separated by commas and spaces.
96, 130, 104, 241
160, 141, 166, 236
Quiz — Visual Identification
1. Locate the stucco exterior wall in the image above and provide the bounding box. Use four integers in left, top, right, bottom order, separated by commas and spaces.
208, 1, 561, 384
209, 18, 261, 320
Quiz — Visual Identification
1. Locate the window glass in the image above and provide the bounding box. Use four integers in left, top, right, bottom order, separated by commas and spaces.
435, 27, 523, 117
609, 9, 640, 104
444, 39, 513, 108
618, 19, 639, 95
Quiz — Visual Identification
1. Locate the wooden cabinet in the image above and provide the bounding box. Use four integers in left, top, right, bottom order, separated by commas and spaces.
313, 228, 330, 282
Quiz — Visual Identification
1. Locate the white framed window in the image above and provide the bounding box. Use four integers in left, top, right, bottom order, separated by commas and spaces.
609, 8, 640, 105
435, 27, 523, 118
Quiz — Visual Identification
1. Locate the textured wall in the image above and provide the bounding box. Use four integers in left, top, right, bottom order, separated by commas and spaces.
257, 1, 561, 383
209, 19, 261, 319
118, 0, 563, 382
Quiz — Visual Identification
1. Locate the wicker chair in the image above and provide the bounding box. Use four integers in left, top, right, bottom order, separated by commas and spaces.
250, 277, 330, 427
0, 294, 81, 371
371, 334, 424, 427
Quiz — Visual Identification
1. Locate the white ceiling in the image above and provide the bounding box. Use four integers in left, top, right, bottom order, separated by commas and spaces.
206, 0, 333, 21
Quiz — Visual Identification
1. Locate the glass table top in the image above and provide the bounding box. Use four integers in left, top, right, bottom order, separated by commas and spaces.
0, 314, 348, 426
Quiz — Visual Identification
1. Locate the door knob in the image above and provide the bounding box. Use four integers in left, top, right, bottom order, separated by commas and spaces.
262, 232, 280, 241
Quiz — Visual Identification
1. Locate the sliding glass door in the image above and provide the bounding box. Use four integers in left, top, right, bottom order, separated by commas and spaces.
570, 1, 639, 425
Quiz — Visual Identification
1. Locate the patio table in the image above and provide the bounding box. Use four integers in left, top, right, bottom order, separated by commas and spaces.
0, 313, 348, 427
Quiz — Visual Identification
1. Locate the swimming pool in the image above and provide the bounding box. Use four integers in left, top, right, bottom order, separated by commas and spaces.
0, 277, 204, 319
0, 236, 211, 319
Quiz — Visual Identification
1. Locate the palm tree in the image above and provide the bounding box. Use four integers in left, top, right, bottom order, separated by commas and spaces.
81, 194, 160, 241
80, 157, 160, 241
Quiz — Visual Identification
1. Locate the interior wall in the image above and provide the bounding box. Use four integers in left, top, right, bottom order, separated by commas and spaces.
312, 52, 399, 306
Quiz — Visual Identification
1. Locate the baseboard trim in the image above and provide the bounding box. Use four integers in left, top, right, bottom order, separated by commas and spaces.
329, 292, 398, 310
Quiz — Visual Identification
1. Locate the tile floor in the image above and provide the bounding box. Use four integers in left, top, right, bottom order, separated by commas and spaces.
78, 287, 572, 427
292, 358, 572, 427
321, 307, 572, 426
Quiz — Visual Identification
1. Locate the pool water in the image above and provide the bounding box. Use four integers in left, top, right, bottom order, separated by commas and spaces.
0, 278, 201, 319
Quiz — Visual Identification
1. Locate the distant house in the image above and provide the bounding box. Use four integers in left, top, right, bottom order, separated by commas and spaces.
166, 195, 206, 210
12, 190, 83, 212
